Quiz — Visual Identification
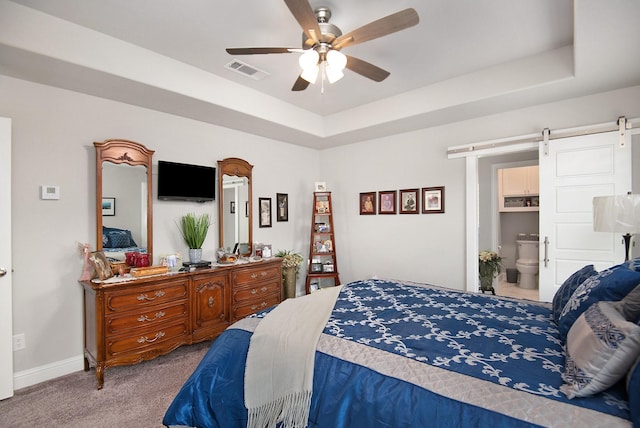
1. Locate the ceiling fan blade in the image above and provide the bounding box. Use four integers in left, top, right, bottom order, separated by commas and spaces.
226, 47, 295, 55
345, 55, 390, 82
283, 0, 322, 45
291, 75, 310, 91
333, 8, 419, 50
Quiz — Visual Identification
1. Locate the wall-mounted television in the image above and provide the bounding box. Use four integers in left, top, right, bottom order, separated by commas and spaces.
157, 160, 216, 202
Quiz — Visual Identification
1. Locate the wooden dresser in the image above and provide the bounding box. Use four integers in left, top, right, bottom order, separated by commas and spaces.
81, 258, 282, 389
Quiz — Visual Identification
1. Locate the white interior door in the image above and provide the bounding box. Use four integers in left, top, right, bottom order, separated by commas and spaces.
538, 131, 631, 302
0, 117, 13, 399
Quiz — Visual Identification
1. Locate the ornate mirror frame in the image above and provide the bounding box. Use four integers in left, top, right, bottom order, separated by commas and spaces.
218, 157, 253, 257
94, 139, 154, 259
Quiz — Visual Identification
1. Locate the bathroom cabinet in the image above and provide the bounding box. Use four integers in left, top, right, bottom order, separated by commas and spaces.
499, 166, 539, 212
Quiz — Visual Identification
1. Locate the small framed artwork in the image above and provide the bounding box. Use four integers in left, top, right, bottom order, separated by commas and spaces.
378, 190, 397, 214
399, 189, 419, 214
259, 197, 272, 228
230, 201, 236, 214
359, 192, 376, 215
422, 186, 445, 214
89, 251, 113, 280
245, 201, 249, 217
276, 193, 288, 222
102, 197, 116, 216
315, 182, 327, 192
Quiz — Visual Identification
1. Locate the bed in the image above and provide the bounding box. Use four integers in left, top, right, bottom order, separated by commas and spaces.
163, 274, 640, 428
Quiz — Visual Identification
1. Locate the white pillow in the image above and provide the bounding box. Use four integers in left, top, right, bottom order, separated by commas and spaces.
560, 301, 640, 399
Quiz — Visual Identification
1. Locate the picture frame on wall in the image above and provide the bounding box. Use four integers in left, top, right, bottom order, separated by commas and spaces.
399, 189, 419, 214
102, 197, 116, 216
378, 190, 397, 214
259, 197, 272, 227
359, 192, 376, 215
276, 193, 288, 222
245, 201, 249, 217
422, 186, 445, 214
230, 201, 236, 214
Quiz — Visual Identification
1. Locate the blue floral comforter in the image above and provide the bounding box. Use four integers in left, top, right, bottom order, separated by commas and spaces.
163, 279, 632, 428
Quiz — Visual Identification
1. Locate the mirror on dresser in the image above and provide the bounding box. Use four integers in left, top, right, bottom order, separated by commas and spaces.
94, 139, 154, 262
218, 158, 253, 257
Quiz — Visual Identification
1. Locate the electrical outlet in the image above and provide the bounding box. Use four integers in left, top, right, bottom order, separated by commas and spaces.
13, 333, 25, 351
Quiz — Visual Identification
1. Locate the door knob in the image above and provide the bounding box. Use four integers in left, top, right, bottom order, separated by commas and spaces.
0, 268, 6, 277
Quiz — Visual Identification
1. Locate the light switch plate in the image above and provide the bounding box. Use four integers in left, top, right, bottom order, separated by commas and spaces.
41, 185, 60, 200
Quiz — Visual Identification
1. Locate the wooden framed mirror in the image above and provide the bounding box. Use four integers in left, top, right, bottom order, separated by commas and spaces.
95, 139, 154, 261
218, 158, 253, 257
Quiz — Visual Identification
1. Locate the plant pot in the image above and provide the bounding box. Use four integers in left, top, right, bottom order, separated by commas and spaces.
283, 267, 297, 299
479, 275, 495, 294
189, 248, 202, 263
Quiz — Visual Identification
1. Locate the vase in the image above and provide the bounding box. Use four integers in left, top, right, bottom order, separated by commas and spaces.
479, 274, 495, 294
283, 267, 297, 299
189, 248, 202, 263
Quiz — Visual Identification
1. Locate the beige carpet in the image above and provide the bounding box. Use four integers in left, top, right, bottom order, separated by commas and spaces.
0, 340, 212, 428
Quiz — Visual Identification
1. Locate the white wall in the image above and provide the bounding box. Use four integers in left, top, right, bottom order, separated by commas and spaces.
0, 75, 320, 384
2, 73, 640, 388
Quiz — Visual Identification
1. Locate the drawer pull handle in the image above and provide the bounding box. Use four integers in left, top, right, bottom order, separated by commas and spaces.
137, 290, 165, 301
137, 311, 165, 322
251, 301, 268, 311
250, 271, 268, 279
208, 296, 215, 307
251, 273, 258, 279
251, 288, 257, 294
137, 331, 165, 343
261, 286, 267, 292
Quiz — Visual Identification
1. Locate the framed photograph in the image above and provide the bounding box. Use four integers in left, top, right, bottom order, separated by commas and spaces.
378, 190, 397, 214
276, 193, 288, 222
102, 197, 116, 216
259, 197, 272, 228
89, 251, 113, 280
245, 201, 249, 217
230, 201, 236, 214
359, 192, 376, 215
314, 182, 327, 192
422, 186, 445, 214
399, 189, 419, 214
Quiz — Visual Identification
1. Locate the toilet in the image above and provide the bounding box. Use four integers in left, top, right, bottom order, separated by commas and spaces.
516, 240, 539, 289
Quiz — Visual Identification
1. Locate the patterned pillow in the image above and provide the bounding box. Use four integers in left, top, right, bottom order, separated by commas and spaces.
102, 227, 138, 248
627, 355, 640, 427
551, 265, 597, 324
557, 267, 640, 339
613, 284, 640, 323
626, 257, 640, 271
560, 301, 640, 398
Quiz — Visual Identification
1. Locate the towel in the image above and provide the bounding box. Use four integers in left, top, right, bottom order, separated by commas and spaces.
245, 286, 342, 428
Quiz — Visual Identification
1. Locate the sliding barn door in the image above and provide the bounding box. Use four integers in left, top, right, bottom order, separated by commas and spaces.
538, 131, 631, 302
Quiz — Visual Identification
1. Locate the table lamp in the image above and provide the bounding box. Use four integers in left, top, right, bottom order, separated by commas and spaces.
593, 192, 640, 261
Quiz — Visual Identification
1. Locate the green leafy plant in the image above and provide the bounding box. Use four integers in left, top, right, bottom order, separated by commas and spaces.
178, 213, 210, 249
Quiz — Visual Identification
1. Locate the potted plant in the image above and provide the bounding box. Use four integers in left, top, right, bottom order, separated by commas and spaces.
275, 249, 304, 299
479, 250, 502, 294
178, 213, 210, 263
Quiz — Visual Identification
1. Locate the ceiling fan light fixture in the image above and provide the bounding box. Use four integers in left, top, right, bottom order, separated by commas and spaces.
299, 49, 319, 70
325, 65, 344, 84
326, 49, 347, 71
300, 65, 319, 83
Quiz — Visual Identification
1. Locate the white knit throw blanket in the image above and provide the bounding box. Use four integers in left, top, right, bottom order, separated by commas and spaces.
245, 286, 342, 428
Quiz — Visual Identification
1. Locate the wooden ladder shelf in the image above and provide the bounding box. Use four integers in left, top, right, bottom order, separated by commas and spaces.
305, 192, 340, 293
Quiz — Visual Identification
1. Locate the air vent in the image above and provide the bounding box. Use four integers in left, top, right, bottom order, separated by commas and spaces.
225, 60, 270, 80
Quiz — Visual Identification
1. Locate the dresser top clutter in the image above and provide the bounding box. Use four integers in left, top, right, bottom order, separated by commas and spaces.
82, 139, 281, 389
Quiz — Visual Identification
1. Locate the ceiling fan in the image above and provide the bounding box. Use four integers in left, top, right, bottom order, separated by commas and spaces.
226, 0, 419, 91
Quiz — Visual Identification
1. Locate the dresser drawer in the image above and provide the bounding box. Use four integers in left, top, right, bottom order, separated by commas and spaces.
233, 280, 280, 304
105, 279, 189, 314
105, 301, 188, 336
233, 294, 280, 320
105, 319, 189, 358
232, 264, 281, 288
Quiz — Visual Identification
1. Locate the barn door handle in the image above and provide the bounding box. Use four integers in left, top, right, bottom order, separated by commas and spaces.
543, 236, 550, 268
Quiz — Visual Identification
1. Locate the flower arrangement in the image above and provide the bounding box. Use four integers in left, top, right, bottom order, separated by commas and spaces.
178, 213, 211, 249
275, 249, 304, 272
479, 250, 502, 279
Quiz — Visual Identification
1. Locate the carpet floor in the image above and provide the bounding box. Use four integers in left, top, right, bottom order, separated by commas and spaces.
0, 340, 212, 427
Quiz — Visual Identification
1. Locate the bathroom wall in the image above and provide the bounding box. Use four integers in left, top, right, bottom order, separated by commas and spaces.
499, 211, 539, 269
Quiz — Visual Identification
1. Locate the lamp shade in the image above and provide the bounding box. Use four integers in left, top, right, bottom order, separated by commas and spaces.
593, 193, 640, 233
326, 50, 347, 71
298, 49, 319, 70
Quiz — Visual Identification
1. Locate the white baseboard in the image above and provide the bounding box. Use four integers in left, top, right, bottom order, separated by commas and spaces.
14, 354, 85, 390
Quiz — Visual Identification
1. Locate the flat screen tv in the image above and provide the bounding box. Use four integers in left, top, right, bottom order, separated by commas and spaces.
157, 160, 216, 202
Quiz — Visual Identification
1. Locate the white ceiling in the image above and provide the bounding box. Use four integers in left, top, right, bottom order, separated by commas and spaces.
1, 0, 639, 149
